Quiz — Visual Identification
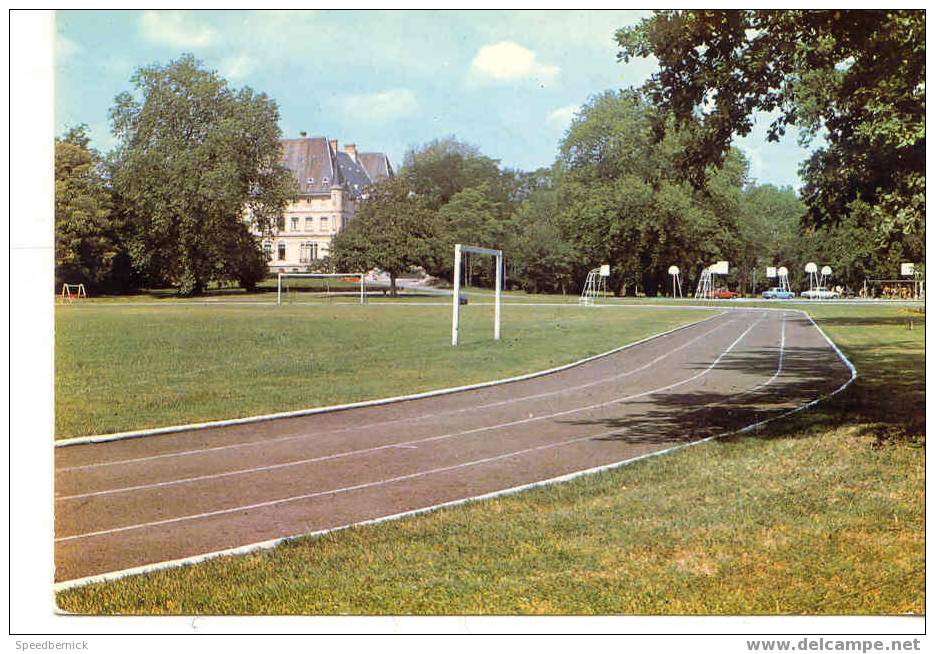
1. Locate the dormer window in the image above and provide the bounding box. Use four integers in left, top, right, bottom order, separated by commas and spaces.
322, 177, 329, 185
306, 177, 314, 185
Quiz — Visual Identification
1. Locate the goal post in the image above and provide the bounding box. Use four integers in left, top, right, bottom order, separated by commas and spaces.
277, 272, 367, 305
451, 244, 502, 346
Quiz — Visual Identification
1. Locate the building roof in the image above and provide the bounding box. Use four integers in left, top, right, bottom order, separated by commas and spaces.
359, 152, 394, 183
280, 137, 392, 198
335, 151, 373, 198
280, 138, 335, 194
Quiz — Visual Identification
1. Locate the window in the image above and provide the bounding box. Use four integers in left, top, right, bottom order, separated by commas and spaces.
306, 177, 314, 185
322, 177, 329, 185
306, 198, 312, 204
291, 216, 299, 231
277, 242, 286, 261
305, 217, 314, 230
276, 216, 285, 232
299, 241, 318, 263
263, 242, 272, 261
320, 216, 329, 231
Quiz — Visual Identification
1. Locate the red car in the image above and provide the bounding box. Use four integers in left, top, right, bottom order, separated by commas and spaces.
710, 288, 739, 299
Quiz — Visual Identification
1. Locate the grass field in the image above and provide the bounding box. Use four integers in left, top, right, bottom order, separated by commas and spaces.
56, 302, 924, 615
54, 301, 708, 438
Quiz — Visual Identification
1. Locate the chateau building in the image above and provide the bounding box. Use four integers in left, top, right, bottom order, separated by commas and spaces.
259, 136, 393, 272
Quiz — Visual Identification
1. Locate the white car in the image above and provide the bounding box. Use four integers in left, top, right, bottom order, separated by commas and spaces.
800, 287, 840, 299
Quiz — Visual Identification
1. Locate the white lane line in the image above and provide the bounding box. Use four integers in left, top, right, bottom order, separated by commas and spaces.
57, 314, 733, 473
54, 309, 857, 591
689, 312, 786, 413
56, 317, 747, 500
55, 316, 761, 533
56, 307, 724, 448
56, 428, 629, 543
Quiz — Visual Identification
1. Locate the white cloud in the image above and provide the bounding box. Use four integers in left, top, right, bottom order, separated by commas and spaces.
547, 104, 579, 127
219, 53, 256, 80
468, 41, 559, 84
55, 34, 80, 60
139, 11, 216, 48
337, 89, 418, 123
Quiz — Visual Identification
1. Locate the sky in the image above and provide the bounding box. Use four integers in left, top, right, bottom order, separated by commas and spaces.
55, 9, 817, 188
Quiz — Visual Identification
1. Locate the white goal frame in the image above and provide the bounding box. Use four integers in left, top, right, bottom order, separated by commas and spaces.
277, 272, 367, 305
451, 244, 502, 346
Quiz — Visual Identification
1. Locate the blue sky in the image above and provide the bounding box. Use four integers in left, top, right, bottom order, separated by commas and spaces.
55, 9, 816, 188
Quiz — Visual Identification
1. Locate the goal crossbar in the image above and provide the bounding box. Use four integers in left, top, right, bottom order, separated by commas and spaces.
452, 244, 502, 346
277, 272, 367, 305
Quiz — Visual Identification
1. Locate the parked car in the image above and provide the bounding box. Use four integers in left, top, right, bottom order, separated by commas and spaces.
710, 288, 740, 299
800, 287, 840, 299
762, 287, 796, 299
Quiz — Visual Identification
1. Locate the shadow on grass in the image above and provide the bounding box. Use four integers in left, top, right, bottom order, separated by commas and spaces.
810, 312, 925, 442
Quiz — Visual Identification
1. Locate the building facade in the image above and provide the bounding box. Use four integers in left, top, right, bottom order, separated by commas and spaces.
259, 136, 393, 273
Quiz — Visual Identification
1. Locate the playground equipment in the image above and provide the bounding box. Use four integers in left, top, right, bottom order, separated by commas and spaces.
579, 264, 610, 306
694, 261, 728, 299
694, 267, 712, 299
60, 283, 87, 303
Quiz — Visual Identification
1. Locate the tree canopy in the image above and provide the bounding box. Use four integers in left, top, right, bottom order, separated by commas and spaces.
109, 54, 295, 294
551, 90, 750, 295
330, 175, 443, 296
55, 125, 128, 292
616, 10, 924, 262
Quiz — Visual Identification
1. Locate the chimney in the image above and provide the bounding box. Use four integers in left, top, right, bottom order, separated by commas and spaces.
329, 138, 338, 153
344, 143, 358, 162
299, 130, 307, 137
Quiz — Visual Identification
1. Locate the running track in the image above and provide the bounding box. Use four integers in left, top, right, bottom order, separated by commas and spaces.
54, 308, 851, 585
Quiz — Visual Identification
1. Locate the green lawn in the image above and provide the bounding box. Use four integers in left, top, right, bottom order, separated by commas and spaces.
56, 302, 924, 614
55, 301, 708, 438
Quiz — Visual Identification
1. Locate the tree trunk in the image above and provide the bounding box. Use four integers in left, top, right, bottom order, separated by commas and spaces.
389, 271, 398, 297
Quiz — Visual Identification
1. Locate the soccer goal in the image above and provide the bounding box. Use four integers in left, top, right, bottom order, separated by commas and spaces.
60, 283, 87, 303
277, 272, 367, 305
451, 244, 502, 346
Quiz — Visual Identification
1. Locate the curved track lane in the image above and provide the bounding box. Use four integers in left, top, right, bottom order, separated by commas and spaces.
54, 309, 850, 584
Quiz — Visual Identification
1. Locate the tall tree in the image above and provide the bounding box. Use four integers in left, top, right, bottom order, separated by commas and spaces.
55, 125, 127, 291
738, 184, 804, 292
330, 176, 443, 296
402, 136, 509, 208
555, 90, 748, 295
109, 54, 295, 295
506, 185, 577, 294
617, 10, 924, 261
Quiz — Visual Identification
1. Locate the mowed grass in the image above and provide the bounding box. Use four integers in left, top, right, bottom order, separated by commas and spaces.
57, 303, 924, 614
54, 302, 707, 438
